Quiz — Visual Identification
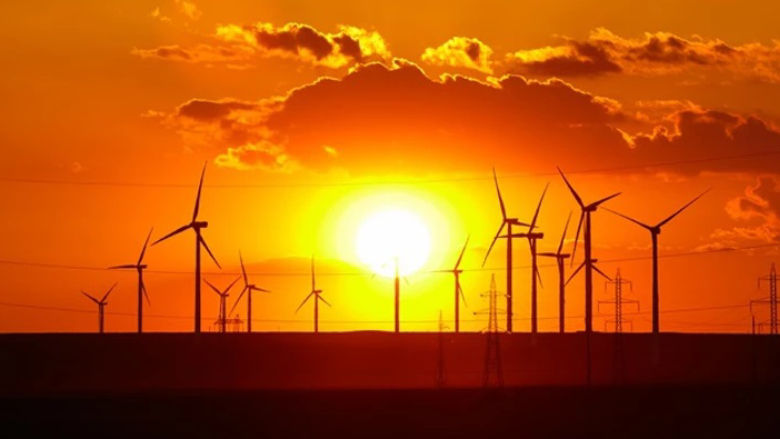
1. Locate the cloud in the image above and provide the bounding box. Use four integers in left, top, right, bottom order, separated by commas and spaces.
131, 44, 252, 67
214, 22, 391, 68
175, 0, 201, 21
421, 37, 494, 73
505, 28, 780, 83
158, 60, 780, 175
713, 177, 780, 245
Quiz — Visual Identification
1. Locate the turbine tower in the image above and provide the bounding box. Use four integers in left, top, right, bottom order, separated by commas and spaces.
448, 236, 469, 333
82, 283, 116, 334
483, 168, 530, 333
602, 190, 708, 333
205, 277, 240, 334
505, 183, 548, 333
230, 251, 270, 333
108, 228, 153, 333
152, 163, 221, 333
539, 212, 572, 333
296, 256, 330, 333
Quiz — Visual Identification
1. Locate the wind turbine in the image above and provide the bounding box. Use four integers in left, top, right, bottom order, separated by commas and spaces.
296, 256, 330, 333
539, 212, 572, 333
82, 283, 117, 334
108, 228, 153, 333
603, 190, 708, 333
152, 163, 221, 333
448, 236, 470, 333
204, 277, 240, 333
504, 183, 548, 333
557, 167, 620, 333
483, 168, 531, 333
230, 251, 271, 333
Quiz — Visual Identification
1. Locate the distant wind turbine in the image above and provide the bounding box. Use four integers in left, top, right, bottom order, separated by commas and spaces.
82, 283, 117, 334
448, 236, 470, 333
538, 212, 572, 333
108, 228, 153, 333
230, 251, 271, 333
296, 256, 330, 334
603, 189, 709, 333
204, 276, 240, 334
152, 163, 221, 333
483, 168, 531, 333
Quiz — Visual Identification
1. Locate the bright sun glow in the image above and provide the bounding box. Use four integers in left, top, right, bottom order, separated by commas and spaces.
356, 209, 431, 277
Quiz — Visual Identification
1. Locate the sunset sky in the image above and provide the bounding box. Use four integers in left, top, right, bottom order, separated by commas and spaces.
1, 0, 779, 333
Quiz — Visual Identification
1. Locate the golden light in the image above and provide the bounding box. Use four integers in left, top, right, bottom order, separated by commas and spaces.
356, 209, 432, 277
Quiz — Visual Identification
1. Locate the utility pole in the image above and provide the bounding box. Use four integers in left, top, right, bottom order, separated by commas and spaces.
750, 263, 778, 335
475, 274, 504, 388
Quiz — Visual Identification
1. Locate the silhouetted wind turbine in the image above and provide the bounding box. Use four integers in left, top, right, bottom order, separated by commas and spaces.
82, 283, 116, 334
603, 189, 708, 333
205, 277, 240, 334
539, 212, 572, 333
108, 228, 153, 333
152, 163, 221, 333
483, 168, 530, 333
230, 252, 270, 333
558, 167, 620, 334
448, 236, 470, 333
505, 183, 548, 333
296, 256, 330, 334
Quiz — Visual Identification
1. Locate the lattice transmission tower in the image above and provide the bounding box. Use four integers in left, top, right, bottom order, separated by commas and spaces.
751, 263, 778, 334
475, 274, 504, 387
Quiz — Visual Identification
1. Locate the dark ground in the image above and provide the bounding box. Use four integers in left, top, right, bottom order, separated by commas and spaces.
2, 386, 779, 437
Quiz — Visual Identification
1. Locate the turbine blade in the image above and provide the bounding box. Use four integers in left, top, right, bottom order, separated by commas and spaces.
192, 162, 206, 222
537, 252, 558, 257
229, 286, 247, 316
571, 212, 584, 267
657, 189, 710, 228
592, 264, 612, 281
152, 224, 191, 246
82, 291, 99, 304
529, 182, 549, 232
252, 286, 271, 293
138, 227, 153, 264
566, 262, 585, 286
108, 264, 136, 270
458, 283, 468, 308
536, 267, 544, 289
558, 211, 572, 254
295, 292, 314, 313
482, 222, 505, 267
141, 279, 151, 306
101, 282, 117, 302
199, 236, 221, 269
223, 276, 241, 294
318, 295, 332, 307
239, 251, 249, 285
203, 278, 222, 295
455, 235, 470, 270
590, 192, 621, 209
492, 167, 508, 221
602, 207, 652, 230
557, 167, 583, 208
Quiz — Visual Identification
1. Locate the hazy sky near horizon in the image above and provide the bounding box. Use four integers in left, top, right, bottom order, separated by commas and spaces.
0, 0, 779, 333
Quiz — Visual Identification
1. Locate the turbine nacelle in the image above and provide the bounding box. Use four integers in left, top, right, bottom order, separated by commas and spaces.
192, 220, 209, 229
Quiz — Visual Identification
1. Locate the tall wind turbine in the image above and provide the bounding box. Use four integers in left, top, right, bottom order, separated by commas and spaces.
296, 256, 330, 333
82, 283, 117, 334
483, 168, 530, 333
448, 236, 469, 333
603, 190, 708, 333
152, 163, 221, 333
204, 277, 240, 333
539, 212, 572, 333
505, 184, 548, 333
230, 252, 271, 333
109, 228, 153, 333
557, 167, 620, 334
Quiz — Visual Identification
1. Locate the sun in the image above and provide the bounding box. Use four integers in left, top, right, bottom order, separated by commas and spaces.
356, 209, 432, 277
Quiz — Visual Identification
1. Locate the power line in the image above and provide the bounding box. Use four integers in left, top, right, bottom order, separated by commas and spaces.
1, 149, 777, 189
0, 242, 777, 277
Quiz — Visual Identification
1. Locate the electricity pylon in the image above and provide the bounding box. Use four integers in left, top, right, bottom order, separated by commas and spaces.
750, 263, 778, 334
436, 310, 448, 388
475, 274, 504, 388
599, 269, 640, 333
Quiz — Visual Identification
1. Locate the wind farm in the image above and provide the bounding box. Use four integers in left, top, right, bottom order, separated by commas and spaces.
2, 0, 780, 436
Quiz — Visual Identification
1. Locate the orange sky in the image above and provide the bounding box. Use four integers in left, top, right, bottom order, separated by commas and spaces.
0, 0, 779, 333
